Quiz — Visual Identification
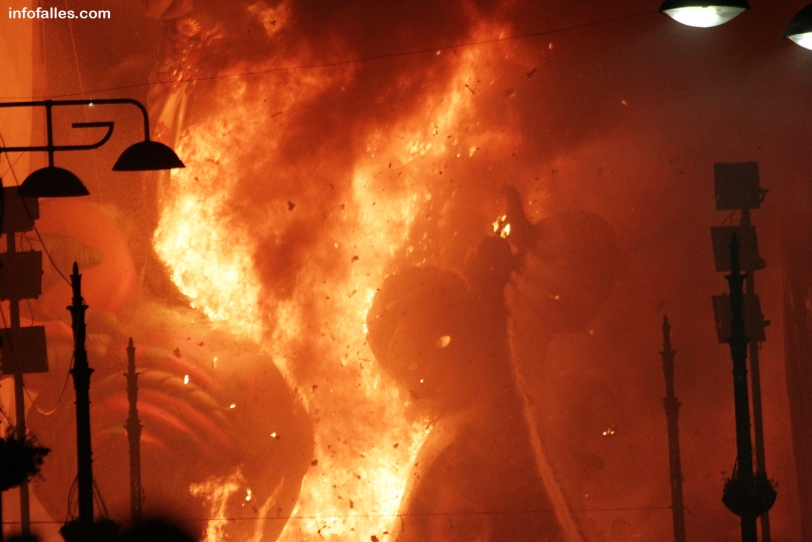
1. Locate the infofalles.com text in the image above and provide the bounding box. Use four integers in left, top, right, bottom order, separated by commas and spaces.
8, 7, 111, 19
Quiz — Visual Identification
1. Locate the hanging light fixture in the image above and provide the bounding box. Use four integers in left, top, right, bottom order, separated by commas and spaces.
17, 167, 89, 198
0, 99, 184, 198
113, 140, 184, 171
784, 4, 812, 50
659, 0, 750, 28
111, 98, 184, 171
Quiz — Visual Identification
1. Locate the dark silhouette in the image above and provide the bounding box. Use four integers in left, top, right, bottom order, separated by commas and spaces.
368, 264, 562, 540
712, 161, 772, 541
59, 263, 120, 542
67, 262, 96, 527
720, 234, 776, 541
59, 518, 119, 542
124, 338, 143, 527
0, 186, 48, 537
0, 420, 47, 542
659, 316, 686, 542
116, 518, 195, 542
367, 187, 622, 541
0, 422, 50, 493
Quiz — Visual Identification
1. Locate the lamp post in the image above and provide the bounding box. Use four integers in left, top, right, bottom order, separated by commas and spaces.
124, 338, 143, 527
709, 162, 774, 541
67, 263, 93, 525
0, 187, 47, 538
0, 97, 183, 530
723, 234, 759, 542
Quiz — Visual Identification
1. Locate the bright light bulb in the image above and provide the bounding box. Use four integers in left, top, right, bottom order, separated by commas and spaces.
789, 32, 812, 51
663, 6, 746, 28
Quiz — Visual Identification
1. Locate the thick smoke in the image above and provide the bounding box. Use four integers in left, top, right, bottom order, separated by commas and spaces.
7, 0, 808, 541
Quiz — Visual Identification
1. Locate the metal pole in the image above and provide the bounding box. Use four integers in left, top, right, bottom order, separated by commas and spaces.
7, 232, 30, 537
740, 207, 771, 542
725, 234, 758, 542
68, 263, 94, 525
660, 316, 687, 542
124, 338, 142, 526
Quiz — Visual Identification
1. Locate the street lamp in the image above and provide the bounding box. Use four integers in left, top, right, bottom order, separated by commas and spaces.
0, 97, 182, 535
659, 0, 750, 28
710, 162, 775, 542
784, 4, 812, 50
0, 98, 184, 198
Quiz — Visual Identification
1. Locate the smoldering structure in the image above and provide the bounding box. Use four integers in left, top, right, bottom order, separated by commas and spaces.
2, 1, 807, 541
366, 186, 620, 540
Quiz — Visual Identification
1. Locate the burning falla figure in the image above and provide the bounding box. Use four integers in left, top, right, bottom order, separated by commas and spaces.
367, 186, 621, 541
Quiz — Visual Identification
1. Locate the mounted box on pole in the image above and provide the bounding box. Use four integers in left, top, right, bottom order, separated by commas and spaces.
0, 185, 47, 536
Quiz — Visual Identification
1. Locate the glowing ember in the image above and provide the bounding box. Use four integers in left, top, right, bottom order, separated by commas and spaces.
435, 335, 452, 348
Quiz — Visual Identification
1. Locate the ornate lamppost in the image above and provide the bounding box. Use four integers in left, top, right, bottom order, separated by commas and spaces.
0, 97, 183, 536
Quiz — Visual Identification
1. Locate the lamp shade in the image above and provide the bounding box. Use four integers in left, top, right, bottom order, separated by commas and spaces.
17, 167, 89, 198
112, 140, 185, 171
785, 4, 812, 50
659, 0, 750, 28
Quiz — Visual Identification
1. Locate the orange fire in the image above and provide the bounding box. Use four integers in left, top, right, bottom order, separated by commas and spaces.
189, 469, 245, 542
154, 20, 524, 541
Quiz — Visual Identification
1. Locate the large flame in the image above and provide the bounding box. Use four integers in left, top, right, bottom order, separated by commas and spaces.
154, 19, 521, 541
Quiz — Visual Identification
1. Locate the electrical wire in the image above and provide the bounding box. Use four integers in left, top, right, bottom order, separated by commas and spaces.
23, 296, 35, 323
0, 9, 657, 101
0, 152, 24, 179
0, 503, 675, 525
0, 148, 75, 414
14, 230, 39, 322
25, 352, 73, 417
0, 304, 72, 416
23, 220, 70, 287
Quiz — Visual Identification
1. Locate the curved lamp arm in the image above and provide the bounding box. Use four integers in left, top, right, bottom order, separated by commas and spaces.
0, 98, 183, 175
0, 98, 153, 155
1, 122, 117, 154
